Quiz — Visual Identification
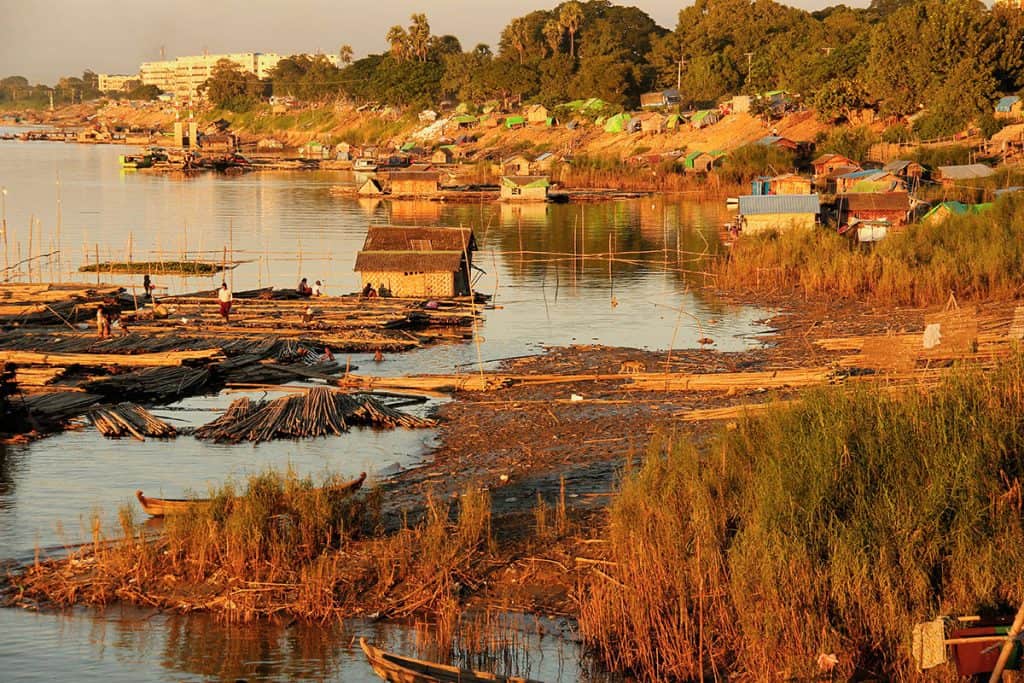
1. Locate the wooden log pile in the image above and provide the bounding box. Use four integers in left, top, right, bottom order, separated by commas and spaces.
193, 386, 436, 443
0, 348, 222, 368
81, 366, 211, 403
89, 402, 177, 440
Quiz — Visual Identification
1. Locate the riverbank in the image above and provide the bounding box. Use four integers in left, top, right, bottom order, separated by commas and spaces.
3, 99, 822, 194
6, 292, 1022, 678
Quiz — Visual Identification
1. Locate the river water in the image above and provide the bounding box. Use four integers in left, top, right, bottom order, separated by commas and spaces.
0, 134, 767, 680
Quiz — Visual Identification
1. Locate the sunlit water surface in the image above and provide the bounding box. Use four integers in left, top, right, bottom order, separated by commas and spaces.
0, 132, 765, 680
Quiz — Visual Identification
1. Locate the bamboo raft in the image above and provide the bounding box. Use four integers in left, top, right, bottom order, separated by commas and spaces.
78, 260, 240, 275
135, 471, 367, 516
89, 402, 176, 440
360, 638, 544, 683
192, 387, 437, 443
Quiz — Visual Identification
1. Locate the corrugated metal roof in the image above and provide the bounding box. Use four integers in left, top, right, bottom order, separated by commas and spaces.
838, 169, 885, 180
738, 194, 820, 215
937, 164, 994, 180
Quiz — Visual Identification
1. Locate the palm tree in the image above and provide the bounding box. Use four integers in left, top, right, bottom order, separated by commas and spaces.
339, 44, 353, 65
504, 17, 530, 64
386, 25, 408, 61
560, 1, 584, 58
543, 19, 563, 57
409, 13, 432, 62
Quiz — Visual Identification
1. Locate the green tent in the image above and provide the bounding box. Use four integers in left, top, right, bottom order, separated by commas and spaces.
505, 115, 526, 128
452, 114, 477, 125
665, 114, 681, 129
604, 113, 630, 133
683, 150, 702, 169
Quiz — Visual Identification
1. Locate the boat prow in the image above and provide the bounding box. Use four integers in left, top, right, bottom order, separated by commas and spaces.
359, 637, 544, 683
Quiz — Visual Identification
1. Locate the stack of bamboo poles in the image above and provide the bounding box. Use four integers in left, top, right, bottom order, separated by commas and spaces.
21, 392, 102, 425
193, 387, 436, 443
82, 366, 211, 403
89, 403, 176, 440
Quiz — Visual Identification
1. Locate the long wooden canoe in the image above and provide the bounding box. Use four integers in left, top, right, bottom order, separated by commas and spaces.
359, 638, 544, 683
136, 472, 367, 517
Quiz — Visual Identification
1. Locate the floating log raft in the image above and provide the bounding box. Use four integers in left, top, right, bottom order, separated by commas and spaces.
89, 402, 176, 440
0, 348, 222, 368
78, 260, 241, 275
193, 386, 436, 443
21, 391, 102, 426
81, 366, 211, 403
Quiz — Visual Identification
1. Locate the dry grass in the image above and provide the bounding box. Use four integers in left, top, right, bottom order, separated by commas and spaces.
579, 356, 1024, 680
7, 470, 498, 623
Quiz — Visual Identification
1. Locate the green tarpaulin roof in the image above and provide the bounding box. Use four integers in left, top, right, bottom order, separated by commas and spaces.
452, 114, 477, 124
505, 115, 526, 127
400, 142, 416, 151
604, 113, 630, 133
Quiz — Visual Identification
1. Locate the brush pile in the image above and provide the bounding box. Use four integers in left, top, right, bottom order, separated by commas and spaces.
193, 387, 436, 443
89, 402, 176, 440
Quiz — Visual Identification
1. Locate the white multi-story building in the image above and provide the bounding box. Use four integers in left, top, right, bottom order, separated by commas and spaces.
97, 74, 140, 92
139, 52, 284, 100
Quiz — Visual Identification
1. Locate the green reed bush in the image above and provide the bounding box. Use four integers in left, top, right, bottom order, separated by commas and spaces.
581, 357, 1024, 680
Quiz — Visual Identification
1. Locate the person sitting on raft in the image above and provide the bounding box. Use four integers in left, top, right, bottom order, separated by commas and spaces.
297, 278, 313, 297
361, 282, 377, 298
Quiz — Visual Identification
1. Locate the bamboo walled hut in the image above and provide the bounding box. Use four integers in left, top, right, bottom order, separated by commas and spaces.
354, 226, 477, 298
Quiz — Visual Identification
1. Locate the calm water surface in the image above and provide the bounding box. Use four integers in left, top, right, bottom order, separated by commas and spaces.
0, 135, 763, 680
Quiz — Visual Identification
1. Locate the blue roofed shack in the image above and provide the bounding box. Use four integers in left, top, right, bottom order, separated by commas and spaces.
738, 194, 820, 234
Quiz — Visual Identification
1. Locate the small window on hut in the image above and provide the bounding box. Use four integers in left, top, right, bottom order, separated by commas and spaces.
512, 187, 522, 195
409, 239, 433, 251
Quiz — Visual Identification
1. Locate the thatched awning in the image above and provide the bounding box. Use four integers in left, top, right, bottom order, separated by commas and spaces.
354, 250, 465, 273
360, 226, 476, 253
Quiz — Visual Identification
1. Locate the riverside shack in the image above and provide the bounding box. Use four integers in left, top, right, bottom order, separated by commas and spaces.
354, 226, 477, 298
500, 175, 550, 201
388, 170, 440, 196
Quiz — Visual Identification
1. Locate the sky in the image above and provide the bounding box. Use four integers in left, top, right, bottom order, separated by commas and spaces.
0, 0, 866, 84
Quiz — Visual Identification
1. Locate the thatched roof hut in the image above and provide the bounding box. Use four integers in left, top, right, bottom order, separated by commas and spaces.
354, 226, 477, 298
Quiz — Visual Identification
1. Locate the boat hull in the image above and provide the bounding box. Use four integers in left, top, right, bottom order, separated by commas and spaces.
136, 472, 366, 517
359, 638, 543, 683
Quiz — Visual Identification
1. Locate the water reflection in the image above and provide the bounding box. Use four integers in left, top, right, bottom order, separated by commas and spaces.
0, 607, 611, 682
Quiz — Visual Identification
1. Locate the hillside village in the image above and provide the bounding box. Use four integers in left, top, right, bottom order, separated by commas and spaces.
10, 83, 1024, 244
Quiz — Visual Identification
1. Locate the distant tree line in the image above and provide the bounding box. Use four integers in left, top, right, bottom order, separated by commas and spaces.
7, 0, 1024, 138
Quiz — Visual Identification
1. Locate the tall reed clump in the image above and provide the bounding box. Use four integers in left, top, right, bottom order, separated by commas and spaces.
368, 486, 493, 618
715, 193, 1024, 306
8, 468, 379, 619
579, 356, 1024, 680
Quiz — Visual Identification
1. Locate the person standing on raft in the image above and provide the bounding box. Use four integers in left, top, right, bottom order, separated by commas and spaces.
218, 282, 233, 323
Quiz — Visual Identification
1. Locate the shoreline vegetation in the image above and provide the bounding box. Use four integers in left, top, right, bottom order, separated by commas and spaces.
715, 193, 1024, 306
10, 355, 1024, 679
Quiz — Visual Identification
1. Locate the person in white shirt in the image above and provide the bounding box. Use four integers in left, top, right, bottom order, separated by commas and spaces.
313, 280, 325, 297
218, 282, 233, 323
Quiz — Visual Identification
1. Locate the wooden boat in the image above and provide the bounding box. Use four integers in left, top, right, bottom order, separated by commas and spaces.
359, 638, 544, 683
353, 157, 378, 172
136, 472, 367, 517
